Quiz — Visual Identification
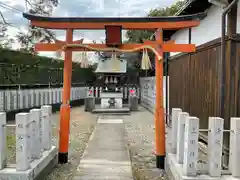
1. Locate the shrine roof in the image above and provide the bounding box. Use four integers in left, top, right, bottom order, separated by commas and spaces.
23, 12, 206, 23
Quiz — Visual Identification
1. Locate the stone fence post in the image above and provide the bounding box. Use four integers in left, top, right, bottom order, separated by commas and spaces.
183, 116, 199, 176
41, 105, 52, 151
0, 112, 6, 170
230, 117, 240, 177
30, 109, 42, 159
208, 117, 224, 177
177, 112, 189, 164
171, 108, 182, 154
16, 113, 31, 171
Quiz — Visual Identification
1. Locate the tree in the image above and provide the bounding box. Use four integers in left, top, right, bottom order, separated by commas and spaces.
125, 0, 186, 43
0, 11, 15, 49
16, 0, 59, 53
124, 0, 185, 77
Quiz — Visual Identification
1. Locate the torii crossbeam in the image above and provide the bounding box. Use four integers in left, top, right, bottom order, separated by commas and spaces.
23, 12, 205, 169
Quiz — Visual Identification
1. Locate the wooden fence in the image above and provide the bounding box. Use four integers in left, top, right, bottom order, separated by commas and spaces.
169, 35, 240, 138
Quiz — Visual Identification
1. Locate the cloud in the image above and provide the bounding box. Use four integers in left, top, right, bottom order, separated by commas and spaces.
1, 0, 177, 59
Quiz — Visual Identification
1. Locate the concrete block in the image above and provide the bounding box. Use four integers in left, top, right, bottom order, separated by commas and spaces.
171, 108, 182, 154
84, 98, 95, 112
16, 113, 31, 171
177, 112, 189, 164
165, 153, 220, 180
208, 117, 224, 177
0, 112, 6, 170
183, 116, 199, 176
0, 146, 57, 180
129, 96, 139, 111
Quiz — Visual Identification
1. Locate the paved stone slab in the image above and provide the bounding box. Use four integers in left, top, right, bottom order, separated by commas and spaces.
74, 116, 133, 180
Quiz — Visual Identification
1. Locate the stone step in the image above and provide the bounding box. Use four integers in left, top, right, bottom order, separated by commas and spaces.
92, 108, 130, 115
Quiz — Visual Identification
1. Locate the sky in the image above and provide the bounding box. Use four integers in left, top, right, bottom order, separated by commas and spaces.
0, 0, 178, 61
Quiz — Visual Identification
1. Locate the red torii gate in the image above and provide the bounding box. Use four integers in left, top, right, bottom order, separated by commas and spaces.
23, 12, 204, 169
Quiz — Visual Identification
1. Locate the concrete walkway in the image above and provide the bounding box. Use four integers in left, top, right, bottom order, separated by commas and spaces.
73, 116, 133, 180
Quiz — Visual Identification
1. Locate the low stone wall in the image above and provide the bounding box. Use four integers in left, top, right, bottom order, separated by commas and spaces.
0, 87, 86, 112
0, 105, 57, 180
140, 76, 169, 114
166, 108, 240, 180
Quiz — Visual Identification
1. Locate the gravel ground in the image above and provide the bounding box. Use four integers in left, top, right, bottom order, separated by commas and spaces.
123, 106, 168, 180
6, 105, 208, 180
6, 106, 97, 180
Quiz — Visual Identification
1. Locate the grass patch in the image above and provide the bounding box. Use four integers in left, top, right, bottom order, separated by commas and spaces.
6, 133, 16, 165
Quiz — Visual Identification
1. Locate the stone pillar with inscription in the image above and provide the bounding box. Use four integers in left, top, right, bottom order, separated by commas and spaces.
30, 109, 42, 159
183, 116, 199, 176
208, 117, 224, 177
16, 113, 31, 171
41, 105, 52, 150
0, 112, 6, 170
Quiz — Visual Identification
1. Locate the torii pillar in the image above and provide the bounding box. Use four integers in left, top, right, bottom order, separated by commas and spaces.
155, 29, 165, 168
59, 29, 73, 163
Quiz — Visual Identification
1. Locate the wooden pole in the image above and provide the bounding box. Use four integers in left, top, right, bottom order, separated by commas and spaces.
155, 29, 165, 169
58, 29, 73, 164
